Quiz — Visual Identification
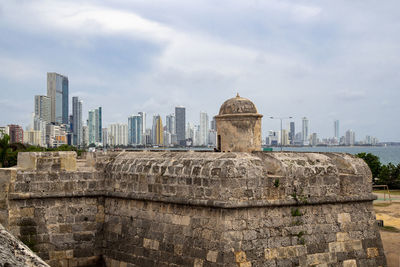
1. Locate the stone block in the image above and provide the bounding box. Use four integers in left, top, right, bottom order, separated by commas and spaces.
343, 259, 357, 267
60, 153, 77, 171
336, 232, 350, 242
235, 251, 247, 263
20, 207, 35, 217
174, 244, 183, 255
265, 245, 306, 260
111, 259, 120, 267
206, 250, 218, 262
366, 247, 379, 258
17, 153, 37, 170
194, 258, 204, 267
65, 249, 74, 259
338, 213, 351, 224
329, 240, 362, 253
171, 214, 190, 226
143, 238, 159, 250
49, 250, 66, 260
306, 252, 336, 266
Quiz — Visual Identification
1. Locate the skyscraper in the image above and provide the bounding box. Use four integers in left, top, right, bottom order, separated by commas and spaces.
72, 97, 82, 146
334, 120, 339, 139
175, 106, 185, 146
199, 112, 209, 146
138, 112, 146, 142
152, 115, 163, 146
34, 95, 51, 123
102, 128, 108, 147
311, 133, 318, 146
128, 115, 143, 145
210, 117, 216, 131
166, 114, 176, 134
47, 72, 69, 124
98, 107, 102, 143
302, 117, 309, 145
345, 130, 355, 146
88, 107, 102, 145
280, 129, 289, 146
289, 121, 295, 145
109, 124, 128, 146
82, 125, 89, 147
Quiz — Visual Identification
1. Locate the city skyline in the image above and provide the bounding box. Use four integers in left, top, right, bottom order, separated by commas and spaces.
2, 71, 384, 146
1, 1, 399, 141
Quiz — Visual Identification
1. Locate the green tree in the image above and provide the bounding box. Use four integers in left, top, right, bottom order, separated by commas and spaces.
379, 163, 400, 189
356, 152, 382, 178
0, 133, 11, 167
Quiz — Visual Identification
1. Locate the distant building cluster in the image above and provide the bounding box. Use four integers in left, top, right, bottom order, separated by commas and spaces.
0, 72, 379, 148
265, 118, 379, 147
0, 72, 218, 148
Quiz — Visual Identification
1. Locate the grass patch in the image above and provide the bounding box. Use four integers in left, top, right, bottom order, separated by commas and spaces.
373, 202, 392, 207
373, 190, 400, 196
291, 208, 302, 217
380, 225, 400, 232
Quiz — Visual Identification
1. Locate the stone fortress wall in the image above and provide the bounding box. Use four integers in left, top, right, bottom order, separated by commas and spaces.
0, 151, 386, 266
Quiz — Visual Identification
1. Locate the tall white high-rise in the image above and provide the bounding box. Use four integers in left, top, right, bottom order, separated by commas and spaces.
109, 123, 128, 146
185, 122, 195, 145
199, 112, 209, 146
34, 95, 51, 123
138, 112, 146, 135
345, 130, 355, 146
334, 120, 339, 139
302, 117, 309, 145
311, 133, 318, 146
194, 125, 200, 146
280, 130, 289, 146
33, 116, 47, 147
102, 128, 108, 147
82, 126, 89, 147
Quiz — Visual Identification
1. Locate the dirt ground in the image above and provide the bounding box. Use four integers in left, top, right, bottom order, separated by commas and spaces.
374, 200, 400, 267
380, 231, 400, 267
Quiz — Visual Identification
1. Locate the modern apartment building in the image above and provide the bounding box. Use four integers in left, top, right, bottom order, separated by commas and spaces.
175, 106, 185, 146
72, 97, 83, 146
47, 72, 69, 124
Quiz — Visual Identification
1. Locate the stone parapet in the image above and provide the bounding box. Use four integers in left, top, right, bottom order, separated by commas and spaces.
0, 151, 386, 267
8, 151, 376, 207
17, 152, 77, 171
0, 223, 49, 267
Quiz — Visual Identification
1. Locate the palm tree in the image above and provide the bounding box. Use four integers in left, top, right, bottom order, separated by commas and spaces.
0, 133, 11, 168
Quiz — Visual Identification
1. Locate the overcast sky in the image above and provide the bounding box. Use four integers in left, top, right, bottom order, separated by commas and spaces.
1, 0, 399, 141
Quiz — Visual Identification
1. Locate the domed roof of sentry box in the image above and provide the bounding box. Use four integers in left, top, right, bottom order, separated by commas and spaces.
218, 93, 258, 115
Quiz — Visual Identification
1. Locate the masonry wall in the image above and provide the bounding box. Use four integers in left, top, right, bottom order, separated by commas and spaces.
102, 200, 385, 267
0, 152, 105, 267
0, 151, 387, 267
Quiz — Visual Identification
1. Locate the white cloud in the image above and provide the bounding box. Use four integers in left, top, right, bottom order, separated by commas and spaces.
0, 0, 400, 140
0, 57, 43, 81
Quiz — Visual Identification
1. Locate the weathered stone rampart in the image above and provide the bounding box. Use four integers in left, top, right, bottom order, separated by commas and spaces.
0, 223, 50, 267
0, 151, 386, 266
